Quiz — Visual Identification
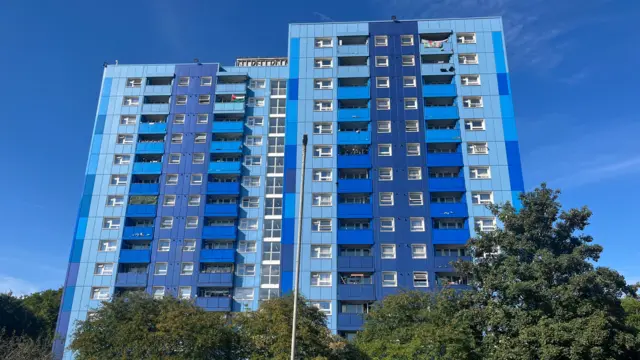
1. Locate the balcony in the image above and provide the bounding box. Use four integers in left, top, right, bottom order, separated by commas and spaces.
337, 44, 368, 56
337, 179, 372, 193
210, 141, 242, 153
337, 229, 373, 245
430, 202, 468, 218
423, 84, 457, 97
132, 163, 162, 174
215, 83, 247, 94
213, 102, 245, 114
143, 85, 171, 95
129, 183, 159, 195
426, 153, 464, 167
419, 41, 453, 54
337, 313, 365, 331
141, 104, 170, 114
432, 229, 470, 245
434, 256, 472, 270
200, 249, 235, 262
338, 108, 370, 122
208, 162, 241, 174
197, 272, 234, 287
337, 256, 374, 272
115, 272, 148, 287
207, 182, 240, 195
337, 154, 371, 168
204, 204, 238, 217
338, 284, 375, 301
338, 204, 373, 218
428, 176, 466, 192
337, 66, 369, 78
138, 123, 167, 134
195, 296, 232, 312
202, 226, 236, 239
424, 106, 459, 120
119, 249, 151, 263
425, 129, 461, 143
125, 205, 157, 217
338, 86, 370, 99
135, 142, 165, 154
421, 63, 455, 76
122, 226, 154, 240
211, 122, 244, 133
337, 130, 371, 145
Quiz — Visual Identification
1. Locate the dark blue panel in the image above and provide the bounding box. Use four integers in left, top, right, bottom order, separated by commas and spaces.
337, 256, 374, 272
126, 205, 157, 217
281, 244, 293, 271
505, 141, 525, 191
337, 284, 375, 301
337, 313, 365, 331
195, 297, 232, 312
337, 230, 374, 245
284, 145, 297, 168
115, 273, 148, 286
285, 169, 296, 193
207, 182, 240, 195
288, 78, 299, 100
497, 73, 510, 95
281, 271, 293, 295
204, 204, 238, 217
197, 273, 233, 286
337, 204, 373, 218
202, 226, 236, 239
430, 202, 468, 218
281, 218, 295, 245
200, 249, 235, 262
83, 175, 95, 195
61, 286, 75, 311
119, 249, 151, 263
122, 226, 154, 240
432, 229, 470, 245
94, 115, 106, 135
426, 153, 464, 167
428, 177, 466, 192
337, 179, 372, 193
78, 195, 92, 217
130, 183, 160, 195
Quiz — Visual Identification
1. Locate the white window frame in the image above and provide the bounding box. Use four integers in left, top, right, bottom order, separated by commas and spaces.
410, 217, 426, 232
313, 145, 332, 158
91, 287, 110, 300
171, 133, 183, 144
180, 262, 194, 275
314, 100, 333, 112
470, 166, 491, 179
187, 195, 201, 207
312, 219, 332, 232
116, 134, 134, 145
379, 192, 394, 206
185, 216, 198, 229
173, 114, 186, 124
152, 287, 165, 299
122, 96, 139, 106
245, 135, 263, 147
311, 301, 332, 315
198, 95, 211, 105
405, 120, 419, 132
155, 262, 168, 275
404, 98, 418, 110
247, 97, 265, 107
413, 271, 428, 287
200, 76, 212, 86
249, 79, 266, 89
315, 37, 333, 48
380, 217, 395, 232
98, 240, 116, 252
110, 175, 127, 186
314, 58, 333, 68
457, 32, 477, 44
94, 263, 114, 276
401, 34, 414, 46
310, 272, 332, 287
196, 114, 209, 124
472, 191, 494, 205
237, 264, 256, 277
178, 286, 191, 299
165, 174, 179, 185
239, 218, 259, 231
374, 35, 388, 46
175, 95, 187, 106
377, 121, 391, 133
183, 239, 196, 252
378, 144, 392, 156
408, 167, 422, 180
461, 74, 481, 86
192, 153, 205, 164
376, 98, 390, 110
468, 142, 489, 155
160, 216, 173, 229
459, 53, 479, 65
465, 119, 485, 131
382, 271, 397, 287
191, 174, 203, 185
375, 56, 389, 67
106, 195, 124, 207
311, 244, 332, 259
242, 176, 260, 187
411, 244, 427, 259
376, 77, 389, 88
313, 122, 333, 134
463, 96, 483, 108
244, 156, 262, 166
247, 116, 264, 126
241, 197, 260, 208
313, 169, 332, 182
157, 239, 170, 252
168, 153, 181, 164
163, 194, 176, 206
408, 192, 424, 206
238, 241, 257, 253
312, 193, 332, 207
406, 143, 420, 156
401, 55, 415, 66
120, 115, 136, 125
403, 76, 417, 88
314, 78, 333, 89
126, 78, 142, 88
379, 167, 393, 181
178, 77, 190, 86
475, 217, 497, 232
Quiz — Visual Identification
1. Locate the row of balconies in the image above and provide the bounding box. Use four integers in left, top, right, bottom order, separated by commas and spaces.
129, 181, 240, 196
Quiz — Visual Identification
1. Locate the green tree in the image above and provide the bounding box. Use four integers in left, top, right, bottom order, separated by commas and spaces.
0, 330, 53, 360
235, 293, 364, 360
20, 288, 62, 342
69, 292, 244, 360
0, 293, 42, 339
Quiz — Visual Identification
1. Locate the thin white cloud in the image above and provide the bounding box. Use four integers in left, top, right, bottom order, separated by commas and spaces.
0, 275, 40, 296
312, 11, 335, 22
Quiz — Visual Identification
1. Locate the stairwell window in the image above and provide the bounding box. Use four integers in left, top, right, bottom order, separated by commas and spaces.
461, 74, 481, 86
472, 191, 494, 205
457, 32, 476, 44
314, 100, 333, 112
470, 166, 491, 179
465, 119, 485, 131
463, 96, 483, 108
315, 37, 333, 48
467, 142, 489, 155
458, 53, 478, 65
314, 58, 333, 68
314, 78, 333, 89
375, 35, 388, 46
122, 96, 139, 106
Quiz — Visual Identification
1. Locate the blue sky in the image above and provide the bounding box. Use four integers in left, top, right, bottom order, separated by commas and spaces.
0, 0, 638, 295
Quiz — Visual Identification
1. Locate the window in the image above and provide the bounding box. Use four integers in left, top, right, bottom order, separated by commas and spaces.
376, 77, 389, 88
247, 116, 264, 127
178, 286, 191, 299
312, 193, 332, 207
408, 167, 422, 180
110, 174, 127, 186
465, 119, 485, 131
459, 53, 478, 65
311, 301, 332, 315
116, 134, 134, 145
314, 58, 333, 68
312, 219, 332, 232
472, 191, 494, 205
461, 74, 481, 86
401, 34, 414, 46
98, 240, 116, 252
120, 115, 136, 125
311, 272, 332, 286
122, 96, 139, 106
313, 145, 332, 158
374, 35, 388, 46
192, 153, 205, 164
196, 114, 209, 124
313, 169, 332, 182
165, 174, 179, 185
183, 239, 196, 252
152, 287, 165, 299
402, 55, 415, 66
155, 262, 168, 275
406, 143, 420, 156
402, 121, 418, 134
106, 195, 124, 207
262, 242, 281, 263
249, 79, 266, 89
91, 287, 110, 300
403, 76, 416, 88
404, 98, 418, 110
475, 217, 496, 232
171, 133, 183, 144
379, 192, 394, 206
463, 96, 483, 108
178, 77, 190, 86
413, 272, 428, 287
382, 272, 397, 287
412, 244, 427, 259
175, 95, 187, 105
375, 56, 389, 67
173, 114, 186, 124
157, 239, 170, 252
200, 76, 212, 86
234, 288, 254, 301
378, 144, 392, 156
239, 218, 258, 230
410, 217, 425, 232
380, 218, 395, 232
198, 95, 211, 105
242, 176, 260, 187
267, 157, 284, 175
376, 98, 390, 110
245, 136, 262, 146
377, 121, 391, 133
408, 192, 423, 206
315, 37, 333, 48
168, 153, 181, 164
314, 100, 333, 112
468, 142, 489, 155
160, 217, 173, 229
156, 194, 175, 209
191, 174, 203, 185
379, 167, 393, 181
457, 32, 476, 44
311, 245, 332, 259
94, 263, 113, 276
237, 264, 256, 276
238, 241, 257, 253
314, 78, 333, 89
313, 122, 333, 134
188, 195, 201, 206
381, 244, 396, 259
244, 156, 262, 166
126, 78, 142, 88
470, 166, 491, 179
247, 97, 265, 107
241, 197, 259, 208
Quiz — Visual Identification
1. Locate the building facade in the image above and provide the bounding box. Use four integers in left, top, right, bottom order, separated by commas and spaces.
54, 17, 524, 358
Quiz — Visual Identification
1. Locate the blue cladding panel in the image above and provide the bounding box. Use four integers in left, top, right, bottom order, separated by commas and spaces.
337, 230, 374, 245
130, 183, 160, 195
505, 141, 525, 191
200, 249, 235, 262
337, 204, 373, 218
202, 226, 237, 239
94, 115, 106, 135
492, 32, 507, 73
337, 179, 372, 193
497, 73, 510, 95
119, 250, 152, 263
337, 256, 375, 272
61, 287, 75, 311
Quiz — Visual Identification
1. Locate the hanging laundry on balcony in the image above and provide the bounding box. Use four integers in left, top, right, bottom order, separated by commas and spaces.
422, 40, 444, 48
231, 94, 245, 102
